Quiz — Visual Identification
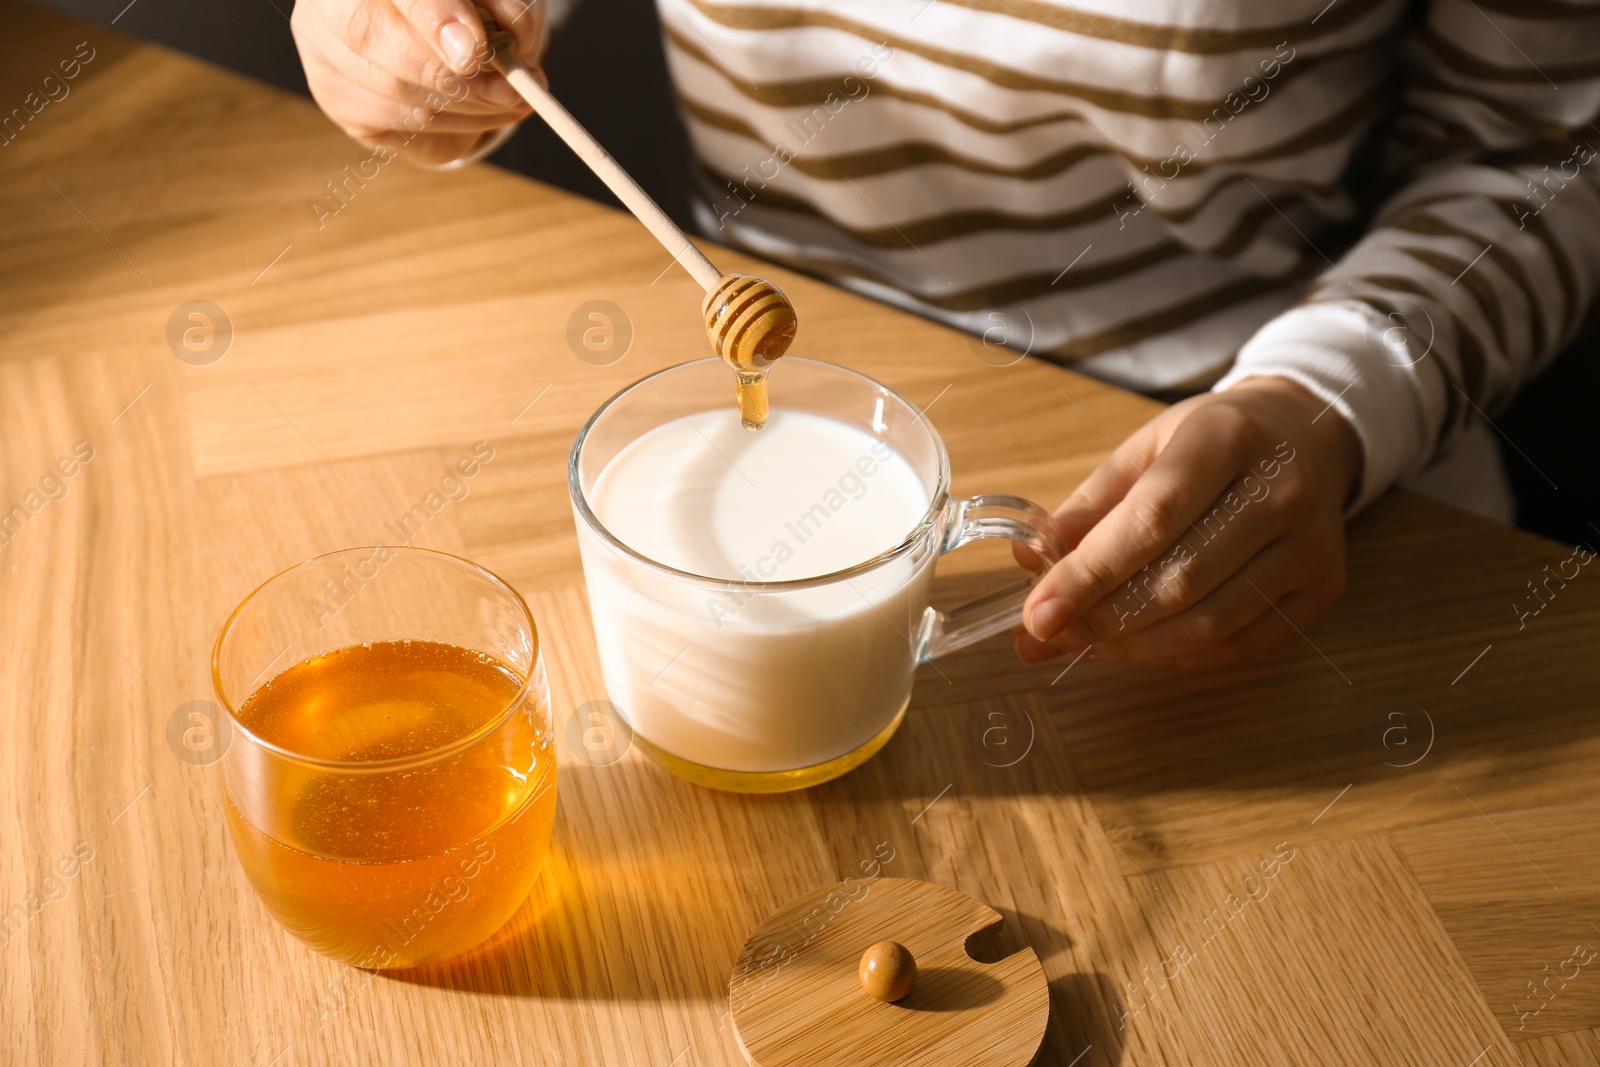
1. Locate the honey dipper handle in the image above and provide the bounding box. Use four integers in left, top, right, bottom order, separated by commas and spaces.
479, 17, 722, 292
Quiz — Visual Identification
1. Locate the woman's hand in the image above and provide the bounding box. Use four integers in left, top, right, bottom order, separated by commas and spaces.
1016, 376, 1363, 669
291, 0, 548, 166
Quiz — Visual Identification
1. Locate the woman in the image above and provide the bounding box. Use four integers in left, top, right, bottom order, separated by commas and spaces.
290, 0, 1600, 667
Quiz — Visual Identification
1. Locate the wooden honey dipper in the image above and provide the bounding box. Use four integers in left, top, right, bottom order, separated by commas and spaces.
477, 11, 797, 428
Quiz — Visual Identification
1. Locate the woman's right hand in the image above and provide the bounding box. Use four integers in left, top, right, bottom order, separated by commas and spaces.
291, 0, 548, 166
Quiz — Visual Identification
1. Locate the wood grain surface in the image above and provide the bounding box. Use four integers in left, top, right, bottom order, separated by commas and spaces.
3, 4, 1599, 1065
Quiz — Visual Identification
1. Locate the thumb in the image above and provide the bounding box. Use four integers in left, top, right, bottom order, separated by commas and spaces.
481, 0, 550, 64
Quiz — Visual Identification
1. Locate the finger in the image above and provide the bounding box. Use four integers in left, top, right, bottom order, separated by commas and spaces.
1053, 421, 1161, 547
304, 54, 527, 141
1012, 420, 1161, 574
311, 0, 518, 107
482, 0, 548, 62
1170, 584, 1339, 670
370, 128, 507, 166
1012, 542, 1045, 573
1087, 538, 1302, 663
1012, 628, 1098, 670
1054, 475, 1284, 647
392, 0, 551, 104
1025, 411, 1249, 641
296, 6, 523, 113
389, 0, 494, 74
1013, 627, 1060, 663
352, 100, 529, 136
312, 0, 467, 86
474, 0, 552, 98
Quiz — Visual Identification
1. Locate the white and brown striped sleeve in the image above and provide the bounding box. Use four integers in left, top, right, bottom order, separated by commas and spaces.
1216, 0, 1600, 513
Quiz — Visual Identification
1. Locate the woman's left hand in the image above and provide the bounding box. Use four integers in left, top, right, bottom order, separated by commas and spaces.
1016, 375, 1363, 669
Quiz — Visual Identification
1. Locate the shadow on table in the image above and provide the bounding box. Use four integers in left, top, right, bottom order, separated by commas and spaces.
383, 755, 817, 1003
381, 762, 1126, 1067
1050, 971, 1128, 1067
380, 841, 733, 1002
887, 490, 1600, 809
386, 886, 1125, 1065
969, 914, 1127, 1065
384, 493, 1590, 1063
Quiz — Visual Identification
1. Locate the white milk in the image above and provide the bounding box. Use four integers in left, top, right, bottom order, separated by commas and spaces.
579, 408, 936, 772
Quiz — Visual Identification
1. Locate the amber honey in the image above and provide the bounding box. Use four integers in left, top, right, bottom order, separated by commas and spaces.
735, 369, 770, 430
223, 639, 556, 968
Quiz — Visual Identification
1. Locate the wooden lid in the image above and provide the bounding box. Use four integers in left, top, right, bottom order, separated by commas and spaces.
729, 878, 1049, 1066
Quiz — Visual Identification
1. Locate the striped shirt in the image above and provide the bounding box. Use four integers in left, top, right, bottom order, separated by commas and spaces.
648, 0, 1600, 515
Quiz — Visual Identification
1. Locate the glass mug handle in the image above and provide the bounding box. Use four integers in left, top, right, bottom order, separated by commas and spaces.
914, 494, 1067, 664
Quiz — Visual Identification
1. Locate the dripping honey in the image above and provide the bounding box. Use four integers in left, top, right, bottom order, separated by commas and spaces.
703, 272, 797, 432
735, 369, 770, 431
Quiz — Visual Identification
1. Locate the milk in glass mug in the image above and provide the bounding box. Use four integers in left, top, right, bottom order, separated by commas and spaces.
568, 357, 1064, 792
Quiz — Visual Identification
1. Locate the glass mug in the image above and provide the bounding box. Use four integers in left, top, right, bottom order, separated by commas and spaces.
212, 548, 557, 968
568, 357, 1065, 792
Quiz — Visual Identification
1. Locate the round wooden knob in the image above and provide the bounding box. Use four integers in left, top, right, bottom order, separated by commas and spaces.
858, 940, 917, 1003
703, 273, 797, 372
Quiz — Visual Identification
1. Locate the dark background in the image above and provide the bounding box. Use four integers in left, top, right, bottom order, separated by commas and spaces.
32, 0, 1600, 548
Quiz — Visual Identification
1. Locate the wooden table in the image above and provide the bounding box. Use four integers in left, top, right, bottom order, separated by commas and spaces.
5, 4, 1600, 1064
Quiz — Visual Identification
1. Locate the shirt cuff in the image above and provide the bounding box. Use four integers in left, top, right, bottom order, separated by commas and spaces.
1213, 300, 1442, 517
